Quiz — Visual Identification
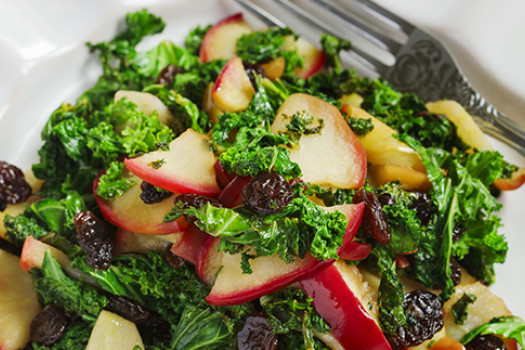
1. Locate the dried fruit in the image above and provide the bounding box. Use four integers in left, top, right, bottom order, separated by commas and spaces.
74, 211, 114, 270
157, 64, 183, 85
0, 161, 32, 211
465, 334, 507, 350
388, 289, 444, 349
409, 192, 435, 226
30, 304, 67, 346
163, 245, 186, 269
140, 181, 171, 204
353, 189, 391, 244
237, 312, 278, 350
241, 173, 294, 215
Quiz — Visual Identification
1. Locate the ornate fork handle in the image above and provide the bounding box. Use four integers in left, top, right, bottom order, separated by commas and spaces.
385, 29, 525, 156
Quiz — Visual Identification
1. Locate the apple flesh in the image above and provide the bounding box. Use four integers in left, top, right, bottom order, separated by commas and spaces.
0, 250, 41, 350
299, 260, 392, 350
124, 129, 220, 197
199, 13, 252, 62
271, 93, 367, 189
114, 90, 174, 127
282, 36, 325, 78
212, 56, 256, 113
201, 243, 334, 306
94, 170, 188, 235
493, 167, 525, 191
114, 229, 183, 255
86, 310, 144, 350
341, 104, 425, 172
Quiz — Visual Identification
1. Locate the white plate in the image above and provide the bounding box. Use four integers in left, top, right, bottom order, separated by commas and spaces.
0, 0, 524, 320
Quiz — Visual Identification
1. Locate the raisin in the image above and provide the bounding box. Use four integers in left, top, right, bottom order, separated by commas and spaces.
106, 294, 168, 329
378, 193, 395, 207
173, 193, 223, 222
409, 192, 435, 226
465, 334, 507, 350
74, 211, 114, 270
157, 64, 183, 85
450, 257, 462, 286
0, 161, 32, 212
140, 181, 171, 204
243, 62, 267, 90
352, 189, 391, 244
30, 304, 67, 346
237, 312, 278, 350
163, 245, 186, 269
241, 173, 294, 215
387, 289, 444, 350
452, 225, 467, 242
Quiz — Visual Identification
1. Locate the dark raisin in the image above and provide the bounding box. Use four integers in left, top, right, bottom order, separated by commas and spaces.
30, 304, 67, 346
450, 257, 462, 286
243, 62, 267, 90
140, 181, 171, 204
241, 173, 294, 215
74, 211, 114, 270
378, 193, 395, 207
409, 192, 435, 226
465, 334, 507, 350
157, 64, 183, 85
106, 294, 168, 329
173, 193, 223, 222
237, 312, 278, 350
352, 189, 391, 244
387, 289, 444, 350
0, 161, 32, 212
452, 225, 467, 242
163, 245, 185, 269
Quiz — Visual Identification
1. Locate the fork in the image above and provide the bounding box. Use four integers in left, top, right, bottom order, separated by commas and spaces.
234, 0, 525, 156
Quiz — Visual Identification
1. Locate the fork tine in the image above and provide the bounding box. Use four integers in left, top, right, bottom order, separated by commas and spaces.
235, 0, 286, 28
310, 0, 402, 54
353, 0, 415, 35
271, 0, 391, 74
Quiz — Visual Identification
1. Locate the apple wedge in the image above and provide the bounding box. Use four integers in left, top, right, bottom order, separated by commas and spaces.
199, 239, 334, 306
0, 250, 41, 350
271, 93, 366, 189
299, 260, 392, 350
341, 104, 425, 172
114, 90, 174, 127
85, 310, 144, 350
212, 56, 256, 113
124, 129, 220, 197
169, 223, 209, 265
94, 170, 188, 235
282, 36, 325, 78
217, 174, 251, 208
114, 229, 183, 255
199, 13, 253, 62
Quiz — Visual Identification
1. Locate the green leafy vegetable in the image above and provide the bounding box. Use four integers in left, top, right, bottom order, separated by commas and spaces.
461, 316, 525, 347
452, 293, 477, 325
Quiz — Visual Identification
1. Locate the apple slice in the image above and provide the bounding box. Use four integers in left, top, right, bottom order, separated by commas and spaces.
124, 129, 220, 197
341, 104, 425, 172
493, 167, 525, 191
212, 56, 256, 113
169, 223, 209, 265
202, 245, 334, 306
94, 170, 188, 235
0, 250, 41, 350
86, 310, 144, 350
217, 174, 251, 208
282, 36, 325, 78
271, 93, 367, 189
114, 90, 174, 127
369, 164, 431, 192
199, 13, 253, 62
260, 56, 286, 80
202, 82, 224, 125
299, 260, 391, 350
114, 229, 183, 255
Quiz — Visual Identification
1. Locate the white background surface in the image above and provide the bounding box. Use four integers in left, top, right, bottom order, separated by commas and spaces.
0, 0, 524, 318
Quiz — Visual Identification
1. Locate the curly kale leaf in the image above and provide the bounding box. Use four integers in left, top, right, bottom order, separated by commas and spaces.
32, 251, 108, 322
185, 24, 211, 56
320, 34, 352, 73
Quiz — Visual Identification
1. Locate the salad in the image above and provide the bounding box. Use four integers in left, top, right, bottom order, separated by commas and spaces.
1, 5, 525, 350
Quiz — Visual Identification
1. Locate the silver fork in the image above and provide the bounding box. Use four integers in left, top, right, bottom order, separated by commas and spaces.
235, 0, 525, 156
